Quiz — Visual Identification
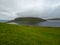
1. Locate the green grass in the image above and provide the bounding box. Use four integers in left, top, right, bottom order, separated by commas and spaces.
0, 23, 60, 45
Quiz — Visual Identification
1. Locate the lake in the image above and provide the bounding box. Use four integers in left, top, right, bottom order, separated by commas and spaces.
38, 20, 60, 27
3, 20, 60, 27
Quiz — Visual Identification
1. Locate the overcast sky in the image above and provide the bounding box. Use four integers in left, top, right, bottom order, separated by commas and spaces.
0, 0, 60, 20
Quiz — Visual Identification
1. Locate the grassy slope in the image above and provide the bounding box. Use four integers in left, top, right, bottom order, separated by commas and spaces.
8, 17, 46, 23
0, 23, 60, 45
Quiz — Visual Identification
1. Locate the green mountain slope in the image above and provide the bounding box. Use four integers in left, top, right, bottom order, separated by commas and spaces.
8, 17, 46, 24
0, 23, 60, 45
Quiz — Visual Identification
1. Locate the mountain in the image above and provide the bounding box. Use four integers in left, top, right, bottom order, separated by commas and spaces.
48, 18, 60, 20
8, 17, 46, 25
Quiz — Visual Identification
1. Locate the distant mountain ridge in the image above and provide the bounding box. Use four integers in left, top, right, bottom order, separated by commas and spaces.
0, 20, 8, 22
47, 18, 60, 20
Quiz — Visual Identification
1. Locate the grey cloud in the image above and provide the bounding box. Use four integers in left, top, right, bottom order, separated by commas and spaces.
0, 0, 60, 20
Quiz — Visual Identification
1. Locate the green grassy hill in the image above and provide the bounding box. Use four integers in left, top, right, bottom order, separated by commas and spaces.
8, 17, 46, 24
0, 23, 60, 45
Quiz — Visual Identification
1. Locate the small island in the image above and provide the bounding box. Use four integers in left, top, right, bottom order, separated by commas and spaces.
8, 17, 46, 25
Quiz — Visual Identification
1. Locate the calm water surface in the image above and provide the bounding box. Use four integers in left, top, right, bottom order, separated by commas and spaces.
38, 20, 60, 27
8, 20, 60, 27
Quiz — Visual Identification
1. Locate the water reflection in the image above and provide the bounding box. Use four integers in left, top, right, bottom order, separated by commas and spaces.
38, 20, 60, 27
8, 20, 60, 27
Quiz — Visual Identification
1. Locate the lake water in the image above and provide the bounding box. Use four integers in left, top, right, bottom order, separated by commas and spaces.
8, 20, 60, 27
38, 20, 60, 27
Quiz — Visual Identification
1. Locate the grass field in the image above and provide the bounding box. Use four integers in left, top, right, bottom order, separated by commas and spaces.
0, 23, 60, 45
